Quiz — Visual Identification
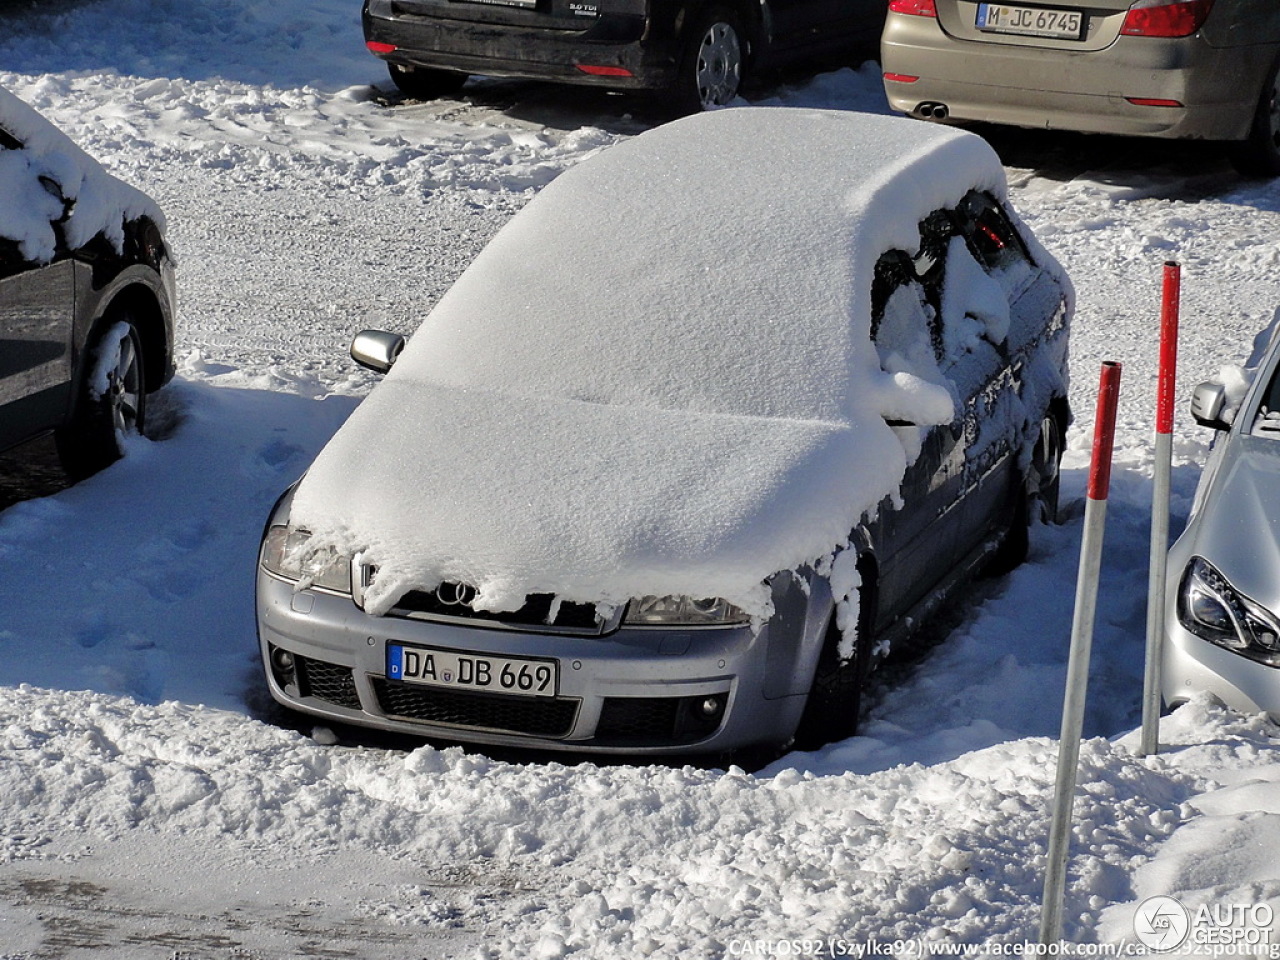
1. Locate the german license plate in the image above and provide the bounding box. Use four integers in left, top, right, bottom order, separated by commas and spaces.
386, 643, 558, 698
976, 3, 1083, 39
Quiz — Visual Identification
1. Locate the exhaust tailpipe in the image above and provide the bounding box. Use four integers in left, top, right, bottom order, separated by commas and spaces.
914, 102, 951, 121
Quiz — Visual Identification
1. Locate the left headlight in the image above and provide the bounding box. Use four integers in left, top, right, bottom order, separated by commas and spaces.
623, 595, 748, 626
260, 525, 353, 595
1178, 557, 1280, 667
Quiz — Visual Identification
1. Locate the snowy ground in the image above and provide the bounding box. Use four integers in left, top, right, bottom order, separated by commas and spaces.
3, 2, 1280, 958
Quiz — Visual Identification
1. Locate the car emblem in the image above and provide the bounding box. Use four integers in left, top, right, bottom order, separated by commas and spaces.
435, 581, 477, 608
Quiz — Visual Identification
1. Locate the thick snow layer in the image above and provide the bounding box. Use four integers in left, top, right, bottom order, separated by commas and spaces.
0, 85, 163, 262
4, 1, 1280, 957
289, 109, 1020, 617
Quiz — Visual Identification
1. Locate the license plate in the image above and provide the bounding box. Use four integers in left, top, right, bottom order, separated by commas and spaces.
387, 643, 558, 698
976, 3, 1083, 39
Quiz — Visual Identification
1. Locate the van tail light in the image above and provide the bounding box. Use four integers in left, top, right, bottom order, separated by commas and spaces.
888, 0, 938, 16
1120, 0, 1213, 37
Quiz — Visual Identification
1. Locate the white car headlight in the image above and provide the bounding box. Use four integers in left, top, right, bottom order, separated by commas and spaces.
623, 595, 747, 626
1178, 557, 1280, 667
260, 525, 353, 595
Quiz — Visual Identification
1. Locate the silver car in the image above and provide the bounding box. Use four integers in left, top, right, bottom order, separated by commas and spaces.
881, 0, 1280, 177
1164, 332, 1280, 719
256, 108, 1071, 756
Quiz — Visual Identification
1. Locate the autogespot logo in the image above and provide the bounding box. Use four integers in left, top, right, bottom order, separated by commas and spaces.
1134, 896, 1192, 951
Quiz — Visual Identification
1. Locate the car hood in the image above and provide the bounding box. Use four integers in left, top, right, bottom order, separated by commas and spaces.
1186, 434, 1280, 613
288, 377, 912, 620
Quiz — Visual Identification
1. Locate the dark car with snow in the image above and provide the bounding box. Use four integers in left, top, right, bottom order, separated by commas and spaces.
362, 0, 886, 112
256, 108, 1071, 756
0, 88, 175, 480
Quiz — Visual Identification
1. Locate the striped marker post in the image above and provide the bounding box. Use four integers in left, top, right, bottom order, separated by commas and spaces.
1142, 263, 1181, 758
1040, 361, 1123, 948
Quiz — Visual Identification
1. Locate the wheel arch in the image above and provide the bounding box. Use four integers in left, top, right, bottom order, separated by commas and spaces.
95, 282, 171, 395
673, 0, 763, 64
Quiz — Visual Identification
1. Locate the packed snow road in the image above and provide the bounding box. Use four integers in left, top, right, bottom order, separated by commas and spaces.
3, 1, 1280, 958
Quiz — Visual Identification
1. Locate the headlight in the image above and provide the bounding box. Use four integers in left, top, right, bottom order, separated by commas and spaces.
1178, 557, 1280, 667
260, 525, 353, 595
623, 595, 747, 626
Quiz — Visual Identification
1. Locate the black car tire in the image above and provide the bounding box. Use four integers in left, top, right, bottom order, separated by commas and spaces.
673, 7, 747, 114
387, 62, 468, 100
990, 412, 1063, 573
793, 561, 875, 751
56, 316, 147, 480
1230, 60, 1280, 179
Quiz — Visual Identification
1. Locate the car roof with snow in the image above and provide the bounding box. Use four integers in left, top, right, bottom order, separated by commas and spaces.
289, 108, 1036, 620
394, 107, 1010, 426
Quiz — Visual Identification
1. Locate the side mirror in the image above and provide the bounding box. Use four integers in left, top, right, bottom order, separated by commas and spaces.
38, 175, 75, 223
350, 329, 406, 374
1189, 380, 1230, 431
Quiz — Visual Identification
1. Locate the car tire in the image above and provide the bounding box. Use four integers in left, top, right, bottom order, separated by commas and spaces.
672, 7, 747, 114
793, 560, 875, 751
990, 412, 1063, 573
1230, 60, 1280, 179
56, 316, 147, 480
387, 62, 468, 100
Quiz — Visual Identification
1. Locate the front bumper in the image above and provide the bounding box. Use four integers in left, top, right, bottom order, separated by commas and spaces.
257, 570, 824, 755
363, 0, 677, 91
1163, 619, 1280, 721
881, 14, 1268, 141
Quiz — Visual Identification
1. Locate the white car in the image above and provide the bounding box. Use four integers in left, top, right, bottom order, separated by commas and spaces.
256, 108, 1072, 756
1165, 334, 1280, 718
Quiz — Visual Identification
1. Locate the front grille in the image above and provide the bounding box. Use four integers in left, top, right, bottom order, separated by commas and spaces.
372, 678, 579, 737
297, 656, 362, 710
390, 585, 604, 634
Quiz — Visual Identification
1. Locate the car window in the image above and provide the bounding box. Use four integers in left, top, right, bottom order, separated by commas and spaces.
871, 249, 943, 381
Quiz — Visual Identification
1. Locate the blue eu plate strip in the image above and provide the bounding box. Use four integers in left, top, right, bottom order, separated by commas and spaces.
387, 644, 404, 680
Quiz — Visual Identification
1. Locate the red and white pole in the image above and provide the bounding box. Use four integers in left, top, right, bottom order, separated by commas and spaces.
1040, 361, 1123, 949
1142, 263, 1180, 758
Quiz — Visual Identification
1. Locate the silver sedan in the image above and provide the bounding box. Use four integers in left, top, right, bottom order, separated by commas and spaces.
1165, 332, 1280, 719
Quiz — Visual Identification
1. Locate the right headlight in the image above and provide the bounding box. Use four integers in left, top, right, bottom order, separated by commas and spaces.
1178, 557, 1280, 667
260, 525, 353, 595
623, 595, 748, 626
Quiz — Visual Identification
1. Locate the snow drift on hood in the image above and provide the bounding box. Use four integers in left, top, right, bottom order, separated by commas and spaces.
0, 85, 165, 263
289, 108, 1016, 618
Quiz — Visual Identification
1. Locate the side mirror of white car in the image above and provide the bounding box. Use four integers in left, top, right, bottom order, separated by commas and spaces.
1190, 380, 1231, 430
350, 329, 406, 374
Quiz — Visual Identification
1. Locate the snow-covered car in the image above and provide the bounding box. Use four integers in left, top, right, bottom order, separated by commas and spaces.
256, 108, 1072, 756
0, 87, 175, 479
1164, 334, 1280, 719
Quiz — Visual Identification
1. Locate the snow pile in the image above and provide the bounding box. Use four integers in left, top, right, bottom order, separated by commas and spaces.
289, 108, 1026, 618
0, 85, 163, 262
